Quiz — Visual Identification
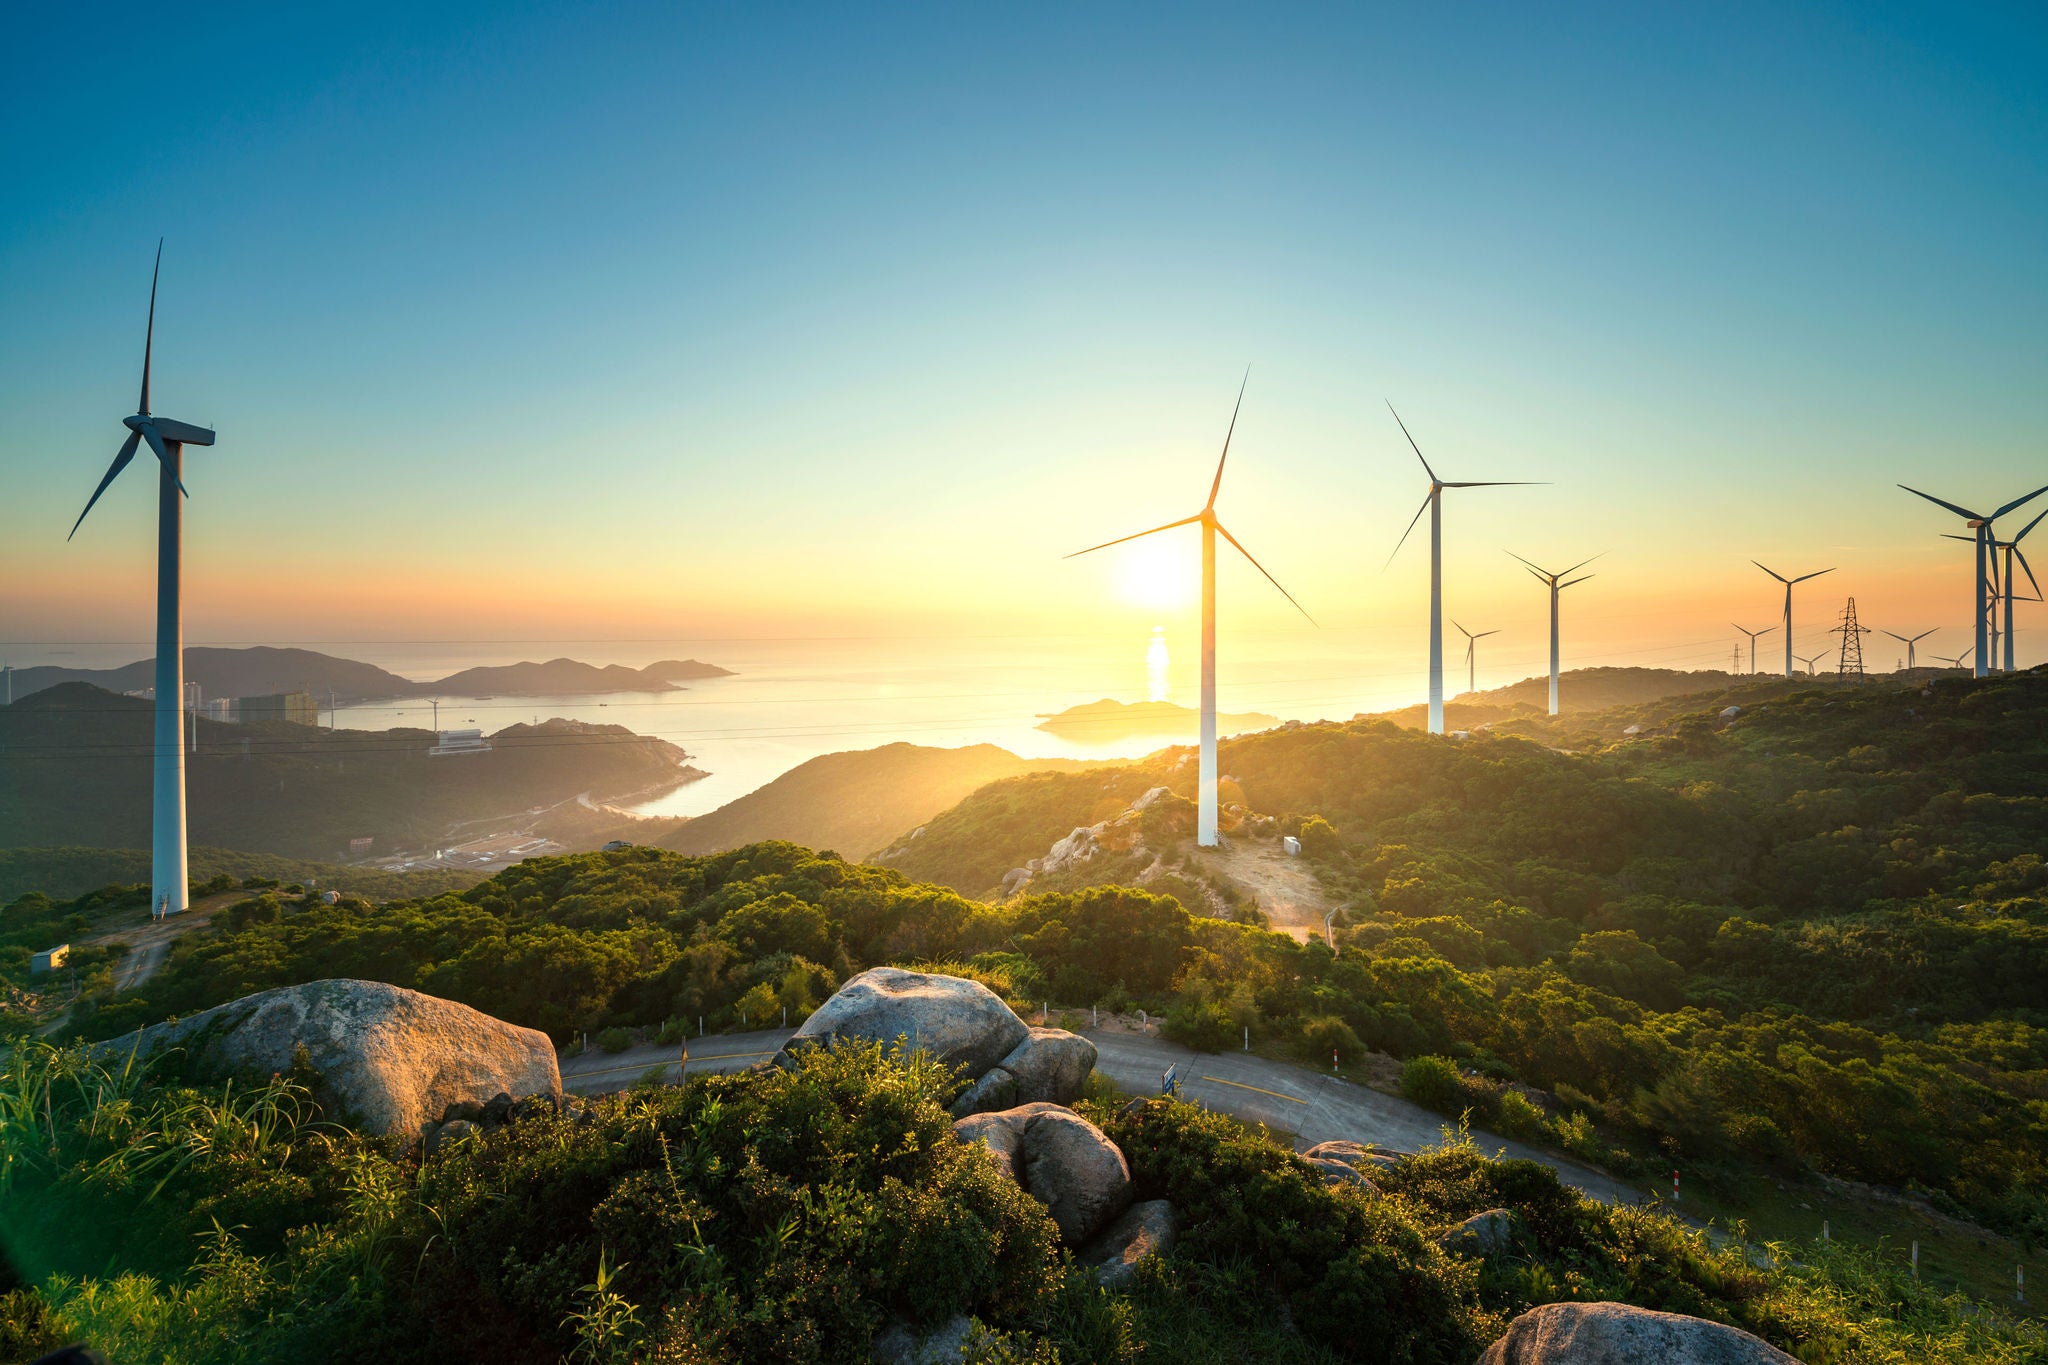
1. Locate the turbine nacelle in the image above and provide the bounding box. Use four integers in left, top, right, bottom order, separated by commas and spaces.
124, 413, 216, 446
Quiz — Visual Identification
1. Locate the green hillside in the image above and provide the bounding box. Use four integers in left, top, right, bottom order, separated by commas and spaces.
658, 742, 1103, 861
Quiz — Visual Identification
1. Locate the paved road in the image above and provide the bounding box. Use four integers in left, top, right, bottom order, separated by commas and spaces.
558, 1025, 1654, 1210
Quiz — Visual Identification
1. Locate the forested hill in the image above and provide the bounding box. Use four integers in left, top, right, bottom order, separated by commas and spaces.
866, 666, 2048, 1236
653, 742, 1099, 860
6, 646, 419, 705
0, 683, 698, 860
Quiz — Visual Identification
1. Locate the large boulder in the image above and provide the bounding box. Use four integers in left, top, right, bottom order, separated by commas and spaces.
950, 1027, 1098, 1117
1478, 1302, 1802, 1364
954, 1102, 1133, 1244
1442, 1207, 1516, 1257
777, 968, 1029, 1080
1080, 1199, 1178, 1288
105, 979, 559, 1140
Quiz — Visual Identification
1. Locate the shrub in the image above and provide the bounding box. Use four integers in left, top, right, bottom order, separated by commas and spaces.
1163, 999, 1236, 1052
1400, 1055, 1467, 1112
1300, 1014, 1365, 1064
596, 1026, 632, 1054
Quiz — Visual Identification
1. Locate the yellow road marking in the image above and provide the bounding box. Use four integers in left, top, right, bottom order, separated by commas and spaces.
1198, 1075, 1308, 1104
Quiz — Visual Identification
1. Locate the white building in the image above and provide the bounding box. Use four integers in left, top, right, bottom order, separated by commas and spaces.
429, 728, 492, 756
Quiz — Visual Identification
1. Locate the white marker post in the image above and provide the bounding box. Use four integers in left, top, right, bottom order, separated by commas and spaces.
1911, 1242, 1919, 1280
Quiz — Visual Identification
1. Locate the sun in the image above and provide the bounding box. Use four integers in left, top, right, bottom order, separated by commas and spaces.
1113, 533, 1197, 610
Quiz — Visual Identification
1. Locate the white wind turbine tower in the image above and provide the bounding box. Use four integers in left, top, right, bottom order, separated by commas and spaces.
1386, 406, 1540, 735
1067, 375, 1313, 847
1880, 629, 1937, 670
1753, 562, 1833, 677
1732, 623, 1774, 674
67, 243, 217, 917
1452, 621, 1499, 698
1900, 483, 2048, 678
1506, 551, 1597, 716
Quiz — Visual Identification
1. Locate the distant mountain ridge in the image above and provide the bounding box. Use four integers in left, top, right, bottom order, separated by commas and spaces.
1036, 698, 1280, 740
5, 647, 732, 704
0, 682, 699, 859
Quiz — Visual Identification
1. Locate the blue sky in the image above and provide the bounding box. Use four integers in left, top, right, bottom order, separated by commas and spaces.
3, 2, 2045, 680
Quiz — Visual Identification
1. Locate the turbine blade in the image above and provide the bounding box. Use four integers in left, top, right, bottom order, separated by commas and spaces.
1504, 549, 1553, 578
1560, 551, 1604, 577
1207, 367, 1249, 510
1899, 484, 1984, 521
1452, 620, 1471, 639
1386, 403, 1437, 484
1752, 561, 1790, 584
1559, 574, 1594, 590
1217, 521, 1316, 625
140, 238, 161, 415
1993, 484, 2048, 520
1064, 514, 1201, 559
1442, 480, 1546, 488
138, 424, 190, 497
2017, 546, 2042, 599
2013, 506, 2048, 545
68, 431, 143, 540
1476, 629, 1501, 639
1523, 566, 1550, 587
1792, 568, 1836, 584
1385, 490, 1432, 568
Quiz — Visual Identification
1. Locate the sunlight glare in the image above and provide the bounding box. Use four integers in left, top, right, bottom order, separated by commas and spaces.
1114, 533, 1197, 611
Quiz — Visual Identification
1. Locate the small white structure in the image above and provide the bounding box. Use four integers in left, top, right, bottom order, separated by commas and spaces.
1282, 835, 1302, 857
428, 728, 491, 757
32, 945, 69, 974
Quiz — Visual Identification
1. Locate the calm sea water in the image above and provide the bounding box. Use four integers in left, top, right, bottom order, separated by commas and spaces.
8, 633, 1425, 816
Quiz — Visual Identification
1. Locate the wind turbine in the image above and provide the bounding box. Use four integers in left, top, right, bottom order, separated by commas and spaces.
1900, 483, 2048, 678
67, 242, 216, 917
1506, 551, 1597, 716
1932, 646, 1976, 671
1991, 508, 2046, 671
1451, 621, 1499, 698
1880, 628, 1937, 670
1386, 406, 1540, 734
1732, 623, 1775, 674
1794, 649, 1832, 676
1067, 374, 1312, 846
1753, 562, 1833, 677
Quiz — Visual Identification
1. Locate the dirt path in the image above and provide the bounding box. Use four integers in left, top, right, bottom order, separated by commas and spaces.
78, 889, 243, 994
1207, 837, 1336, 943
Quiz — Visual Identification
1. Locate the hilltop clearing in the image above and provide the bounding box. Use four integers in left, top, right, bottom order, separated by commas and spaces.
655, 742, 1106, 861
1035, 697, 1280, 740
6, 646, 734, 703
0, 683, 700, 860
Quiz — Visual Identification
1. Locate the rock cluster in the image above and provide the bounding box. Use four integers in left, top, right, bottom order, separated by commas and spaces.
420, 1089, 575, 1155
1478, 1302, 1802, 1364
101, 979, 560, 1140
777, 967, 1096, 1114
955, 1102, 1132, 1243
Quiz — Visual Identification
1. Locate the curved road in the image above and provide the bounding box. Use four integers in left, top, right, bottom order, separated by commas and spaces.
561, 1026, 1654, 1211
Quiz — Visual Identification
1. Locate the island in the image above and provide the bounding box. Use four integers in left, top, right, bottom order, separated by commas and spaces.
1034, 698, 1280, 742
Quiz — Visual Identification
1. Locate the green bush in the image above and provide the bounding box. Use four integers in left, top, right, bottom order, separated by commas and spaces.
1401, 1054, 1468, 1112
1162, 999, 1236, 1052
1300, 1014, 1365, 1064
595, 1026, 632, 1054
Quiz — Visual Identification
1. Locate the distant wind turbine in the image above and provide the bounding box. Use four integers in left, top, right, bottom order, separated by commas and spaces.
67, 242, 217, 917
1732, 623, 1775, 674
1507, 551, 1597, 716
1753, 562, 1833, 677
1794, 649, 1832, 676
1992, 508, 2046, 671
1067, 373, 1312, 847
1386, 406, 1541, 735
1932, 646, 1976, 671
1900, 483, 2048, 677
1879, 628, 1937, 670
1451, 621, 1499, 698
